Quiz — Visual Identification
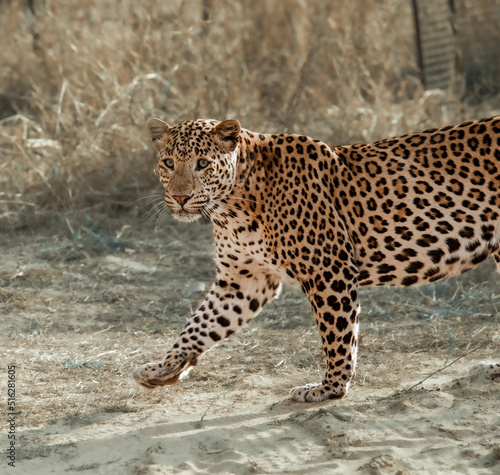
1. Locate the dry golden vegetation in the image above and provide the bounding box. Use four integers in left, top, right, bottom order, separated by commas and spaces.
2, 0, 498, 231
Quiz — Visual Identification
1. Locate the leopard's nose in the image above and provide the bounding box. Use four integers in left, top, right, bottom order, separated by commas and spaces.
172, 195, 191, 206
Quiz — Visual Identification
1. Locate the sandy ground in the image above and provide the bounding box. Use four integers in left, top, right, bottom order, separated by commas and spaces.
1, 217, 499, 474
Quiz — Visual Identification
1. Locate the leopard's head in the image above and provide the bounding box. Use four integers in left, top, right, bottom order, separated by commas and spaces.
146, 118, 244, 222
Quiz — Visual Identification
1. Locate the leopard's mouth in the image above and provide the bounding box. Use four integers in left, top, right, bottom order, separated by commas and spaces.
172, 209, 202, 222
167, 197, 213, 223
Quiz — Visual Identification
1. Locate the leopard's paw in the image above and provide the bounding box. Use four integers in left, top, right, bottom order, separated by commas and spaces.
469, 361, 500, 381
133, 352, 198, 389
290, 383, 346, 402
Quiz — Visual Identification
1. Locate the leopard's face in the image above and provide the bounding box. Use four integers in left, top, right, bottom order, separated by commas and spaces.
146, 118, 242, 222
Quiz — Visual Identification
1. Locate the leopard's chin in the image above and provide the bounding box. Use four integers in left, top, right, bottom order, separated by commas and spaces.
172, 210, 202, 222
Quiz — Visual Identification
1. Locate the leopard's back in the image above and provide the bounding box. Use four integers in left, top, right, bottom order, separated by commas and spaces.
332, 117, 500, 287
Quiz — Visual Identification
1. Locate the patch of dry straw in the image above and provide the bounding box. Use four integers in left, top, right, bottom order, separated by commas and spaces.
2, 0, 498, 230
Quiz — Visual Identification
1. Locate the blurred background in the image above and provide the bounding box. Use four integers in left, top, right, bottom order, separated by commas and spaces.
1, 0, 499, 231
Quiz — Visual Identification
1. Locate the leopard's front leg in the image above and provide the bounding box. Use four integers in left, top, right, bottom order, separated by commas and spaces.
133, 267, 281, 389
290, 262, 360, 402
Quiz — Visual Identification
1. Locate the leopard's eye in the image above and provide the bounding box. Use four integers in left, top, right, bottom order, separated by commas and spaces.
196, 159, 210, 170
163, 158, 174, 169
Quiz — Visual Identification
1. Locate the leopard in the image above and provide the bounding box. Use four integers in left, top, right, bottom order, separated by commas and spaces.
133, 115, 500, 402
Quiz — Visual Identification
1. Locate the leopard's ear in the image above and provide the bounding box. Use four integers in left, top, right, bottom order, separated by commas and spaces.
146, 118, 170, 150
214, 119, 241, 152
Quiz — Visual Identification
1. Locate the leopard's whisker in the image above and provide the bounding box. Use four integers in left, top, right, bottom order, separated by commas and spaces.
143, 201, 168, 230
211, 199, 258, 220
225, 195, 259, 205
211, 202, 241, 223
128, 193, 165, 207
135, 196, 167, 222
140, 199, 163, 220
206, 203, 230, 226
153, 205, 168, 232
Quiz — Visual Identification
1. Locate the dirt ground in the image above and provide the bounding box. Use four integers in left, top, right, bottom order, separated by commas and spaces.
1, 216, 499, 474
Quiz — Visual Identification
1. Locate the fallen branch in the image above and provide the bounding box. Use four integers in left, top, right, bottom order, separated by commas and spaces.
382, 344, 485, 400
194, 390, 230, 429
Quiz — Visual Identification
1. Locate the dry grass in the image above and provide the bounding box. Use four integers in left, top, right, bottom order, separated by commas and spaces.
2, 0, 499, 231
